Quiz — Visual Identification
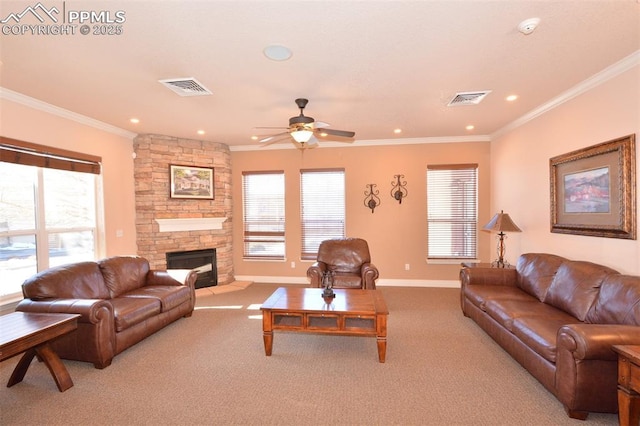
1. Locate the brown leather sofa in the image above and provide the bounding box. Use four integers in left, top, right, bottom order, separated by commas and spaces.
460, 253, 640, 420
15, 256, 197, 369
307, 238, 379, 289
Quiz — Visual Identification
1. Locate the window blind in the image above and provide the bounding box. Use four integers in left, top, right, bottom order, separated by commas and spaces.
242, 171, 285, 259
427, 164, 478, 259
300, 169, 345, 260
0, 137, 101, 175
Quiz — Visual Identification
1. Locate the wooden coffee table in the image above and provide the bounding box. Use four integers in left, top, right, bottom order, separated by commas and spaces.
0, 312, 80, 392
260, 287, 388, 362
613, 345, 640, 426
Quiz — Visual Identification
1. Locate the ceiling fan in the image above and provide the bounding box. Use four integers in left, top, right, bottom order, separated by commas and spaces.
256, 98, 355, 148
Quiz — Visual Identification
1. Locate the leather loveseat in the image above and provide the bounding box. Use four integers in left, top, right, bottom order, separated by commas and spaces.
460, 253, 640, 420
15, 256, 197, 369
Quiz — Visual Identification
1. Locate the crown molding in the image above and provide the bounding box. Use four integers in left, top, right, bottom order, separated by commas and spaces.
229, 135, 491, 152
0, 87, 137, 140
492, 50, 640, 139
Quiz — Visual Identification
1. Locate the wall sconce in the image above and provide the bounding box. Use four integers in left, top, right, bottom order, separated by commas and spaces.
482, 210, 522, 268
391, 174, 408, 204
363, 183, 380, 213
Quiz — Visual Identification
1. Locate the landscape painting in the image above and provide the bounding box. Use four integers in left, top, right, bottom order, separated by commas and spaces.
550, 134, 636, 239
563, 167, 610, 214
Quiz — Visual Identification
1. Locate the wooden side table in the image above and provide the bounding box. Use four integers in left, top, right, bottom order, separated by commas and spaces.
0, 312, 80, 392
613, 345, 640, 426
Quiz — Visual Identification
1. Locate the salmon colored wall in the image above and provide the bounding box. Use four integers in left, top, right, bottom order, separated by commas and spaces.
490, 66, 640, 274
0, 98, 138, 256
231, 141, 491, 286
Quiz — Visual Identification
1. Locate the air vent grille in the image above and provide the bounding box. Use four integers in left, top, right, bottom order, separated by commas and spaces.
158, 78, 212, 96
447, 91, 491, 106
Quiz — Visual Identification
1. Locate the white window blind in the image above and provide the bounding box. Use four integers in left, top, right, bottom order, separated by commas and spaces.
427, 164, 478, 259
242, 171, 285, 259
300, 169, 345, 260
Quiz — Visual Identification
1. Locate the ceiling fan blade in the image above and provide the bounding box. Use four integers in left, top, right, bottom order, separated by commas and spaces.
260, 132, 289, 143
306, 135, 319, 145
313, 121, 331, 129
317, 128, 355, 138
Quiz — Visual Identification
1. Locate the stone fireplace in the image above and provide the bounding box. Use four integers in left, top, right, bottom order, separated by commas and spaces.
133, 134, 233, 285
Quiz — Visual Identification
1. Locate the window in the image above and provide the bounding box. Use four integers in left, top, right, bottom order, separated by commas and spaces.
0, 137, 101, 301
427, 164, 478, 260
242, 171, 285, 259
300, 169, 345, 260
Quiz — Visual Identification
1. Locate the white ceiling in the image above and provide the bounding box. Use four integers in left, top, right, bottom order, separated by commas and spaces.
1, 1, 639, 149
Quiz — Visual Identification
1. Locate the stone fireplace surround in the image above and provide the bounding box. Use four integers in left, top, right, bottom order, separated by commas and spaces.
133, 134, 233, 285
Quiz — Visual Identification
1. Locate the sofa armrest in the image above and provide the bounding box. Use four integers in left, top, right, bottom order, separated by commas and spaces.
307, 262, 327, 287
361, 262, 379, 289
147, 270, 197, 288
557, 323, 640, 361
459, 266, 518, 288
15, 298, 114, 324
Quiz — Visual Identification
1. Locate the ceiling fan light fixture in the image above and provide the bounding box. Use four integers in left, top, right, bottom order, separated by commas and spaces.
291, 129, 313, 143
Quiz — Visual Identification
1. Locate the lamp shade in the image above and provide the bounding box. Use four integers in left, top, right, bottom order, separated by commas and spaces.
291, 129, 313, 143
483, 210, 522, 233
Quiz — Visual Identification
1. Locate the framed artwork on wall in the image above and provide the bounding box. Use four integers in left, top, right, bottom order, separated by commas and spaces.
169, 164, 214, 199
550, 134, 636, 239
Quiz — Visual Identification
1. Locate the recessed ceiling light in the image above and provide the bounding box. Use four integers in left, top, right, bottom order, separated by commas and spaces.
251, 136, 258, 141
506, 95, 518, 102
466, 125, 475, 131
263, 44, 292, 61
393, 128, 402, 134
130, 118, 140, 124
197, 130, 205, 135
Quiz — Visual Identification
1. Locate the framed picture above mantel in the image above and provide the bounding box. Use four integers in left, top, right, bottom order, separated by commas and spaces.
169, 164, 214, 199
549, 134, 636, 240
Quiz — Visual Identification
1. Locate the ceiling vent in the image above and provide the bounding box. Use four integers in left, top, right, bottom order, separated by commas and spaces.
447, 91, 491, 106
158, 78, 212, 96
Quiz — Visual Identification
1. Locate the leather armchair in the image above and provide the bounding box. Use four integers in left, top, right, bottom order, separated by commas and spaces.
307, 238, 378, 289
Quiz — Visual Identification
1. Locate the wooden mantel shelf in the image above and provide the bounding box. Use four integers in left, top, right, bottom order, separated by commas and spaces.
155, 217, 226, 232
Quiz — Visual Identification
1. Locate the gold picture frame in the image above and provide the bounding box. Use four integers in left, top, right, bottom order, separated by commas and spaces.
169, 164, 214, 199
550, 134, 635, 239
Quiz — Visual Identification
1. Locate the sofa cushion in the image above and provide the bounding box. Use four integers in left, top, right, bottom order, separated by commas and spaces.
463, 285, 534, 311
484, 299, 576, 332
512, 316, 581, 363
110, 297, 161, 332
516, 253, 566, 301
122, 286, 191, 312
99, 256, 151, 298
22, 261, 110, 300
543, 261, 618, 321
585, 275, 640, 326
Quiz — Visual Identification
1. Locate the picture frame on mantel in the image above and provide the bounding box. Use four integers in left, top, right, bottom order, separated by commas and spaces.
550, 134, 636, 239
169, 164, 214, 199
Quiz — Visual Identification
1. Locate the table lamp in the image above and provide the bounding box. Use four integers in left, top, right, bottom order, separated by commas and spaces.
483, 210, 522, 268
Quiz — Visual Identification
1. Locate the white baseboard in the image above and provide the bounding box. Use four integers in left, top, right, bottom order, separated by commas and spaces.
233, 275, 460, 288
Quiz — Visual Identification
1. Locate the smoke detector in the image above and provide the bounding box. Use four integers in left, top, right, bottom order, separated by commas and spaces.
518, 18, 540, 35
158, 78, 212, 96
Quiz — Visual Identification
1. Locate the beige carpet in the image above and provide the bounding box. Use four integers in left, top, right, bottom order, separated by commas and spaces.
0, 284, 617, 425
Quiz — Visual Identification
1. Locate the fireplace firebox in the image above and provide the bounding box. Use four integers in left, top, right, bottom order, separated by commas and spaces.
166, 248, 217, 289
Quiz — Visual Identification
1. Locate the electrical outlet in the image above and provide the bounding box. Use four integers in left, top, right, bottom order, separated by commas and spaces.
405, 263, 410, 271
291, 261, 296, 269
